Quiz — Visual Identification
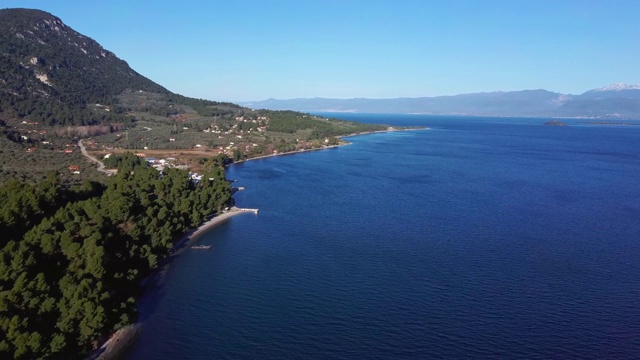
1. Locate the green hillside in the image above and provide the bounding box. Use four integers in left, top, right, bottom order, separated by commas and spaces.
0, 8, 388, 183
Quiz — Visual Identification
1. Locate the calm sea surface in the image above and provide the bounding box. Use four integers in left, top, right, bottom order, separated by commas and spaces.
124, 115, 640, 359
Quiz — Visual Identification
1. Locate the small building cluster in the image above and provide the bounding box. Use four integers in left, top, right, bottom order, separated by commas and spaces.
144, 157, 173, 171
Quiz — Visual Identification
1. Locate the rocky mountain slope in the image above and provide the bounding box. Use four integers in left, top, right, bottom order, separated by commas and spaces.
0, 8, 243, 126
0, 8, 172, 125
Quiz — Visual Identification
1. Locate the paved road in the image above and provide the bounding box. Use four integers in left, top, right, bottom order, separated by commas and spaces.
78, 139, 114, 175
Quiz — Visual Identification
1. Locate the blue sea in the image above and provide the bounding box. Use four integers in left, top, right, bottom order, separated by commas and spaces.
124, 115, 640, 359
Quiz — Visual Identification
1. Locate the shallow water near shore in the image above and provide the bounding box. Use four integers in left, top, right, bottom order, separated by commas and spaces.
124, 115, 640, 359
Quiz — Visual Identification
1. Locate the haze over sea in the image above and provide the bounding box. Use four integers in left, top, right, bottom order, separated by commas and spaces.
124, 114, 640, 359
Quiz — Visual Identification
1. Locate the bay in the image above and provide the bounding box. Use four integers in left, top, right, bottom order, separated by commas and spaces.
124, 115, 640, 359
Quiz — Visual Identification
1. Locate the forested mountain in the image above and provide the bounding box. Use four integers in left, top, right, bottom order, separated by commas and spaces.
241, 85, 640, 119
0, 8, 388, 183
0, 8, 241, 126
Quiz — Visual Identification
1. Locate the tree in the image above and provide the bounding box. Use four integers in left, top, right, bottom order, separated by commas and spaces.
0, 153, 232, 358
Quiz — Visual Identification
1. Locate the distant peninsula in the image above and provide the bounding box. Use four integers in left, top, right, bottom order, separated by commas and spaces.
584, 121, 640, 126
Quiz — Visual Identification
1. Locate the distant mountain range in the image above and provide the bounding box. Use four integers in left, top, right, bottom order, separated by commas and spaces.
241, 84, 640, 119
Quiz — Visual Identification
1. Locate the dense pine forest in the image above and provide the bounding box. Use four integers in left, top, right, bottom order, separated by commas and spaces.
0, 154, 231, 358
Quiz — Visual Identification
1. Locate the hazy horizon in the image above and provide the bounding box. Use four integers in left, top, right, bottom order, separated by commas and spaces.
238, 83, 639, 103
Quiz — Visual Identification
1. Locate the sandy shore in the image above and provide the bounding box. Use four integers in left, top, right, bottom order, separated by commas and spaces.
87, 207, 257, 360
188, 206, 258, 240
89, 324, 140, 360
163, 206, 259, 263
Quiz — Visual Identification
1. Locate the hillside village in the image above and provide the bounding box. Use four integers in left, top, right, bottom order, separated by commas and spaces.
1, 109, 372, 183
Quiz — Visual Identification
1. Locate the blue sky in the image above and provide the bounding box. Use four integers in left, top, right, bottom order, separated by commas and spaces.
5, 0, 640, 101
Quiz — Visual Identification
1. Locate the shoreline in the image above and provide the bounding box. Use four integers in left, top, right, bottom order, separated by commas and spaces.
88, 127, 423, 359
88, 206, 257, 360
234, 144, 343, 164
181, 206, 259, 244
235, 126, 426, 164
144, 206, 259, 283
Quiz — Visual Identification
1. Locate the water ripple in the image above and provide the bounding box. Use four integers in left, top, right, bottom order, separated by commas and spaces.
125, 117, 640, 359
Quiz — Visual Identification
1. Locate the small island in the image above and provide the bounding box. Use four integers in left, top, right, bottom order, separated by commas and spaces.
544, 120, 568, 126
